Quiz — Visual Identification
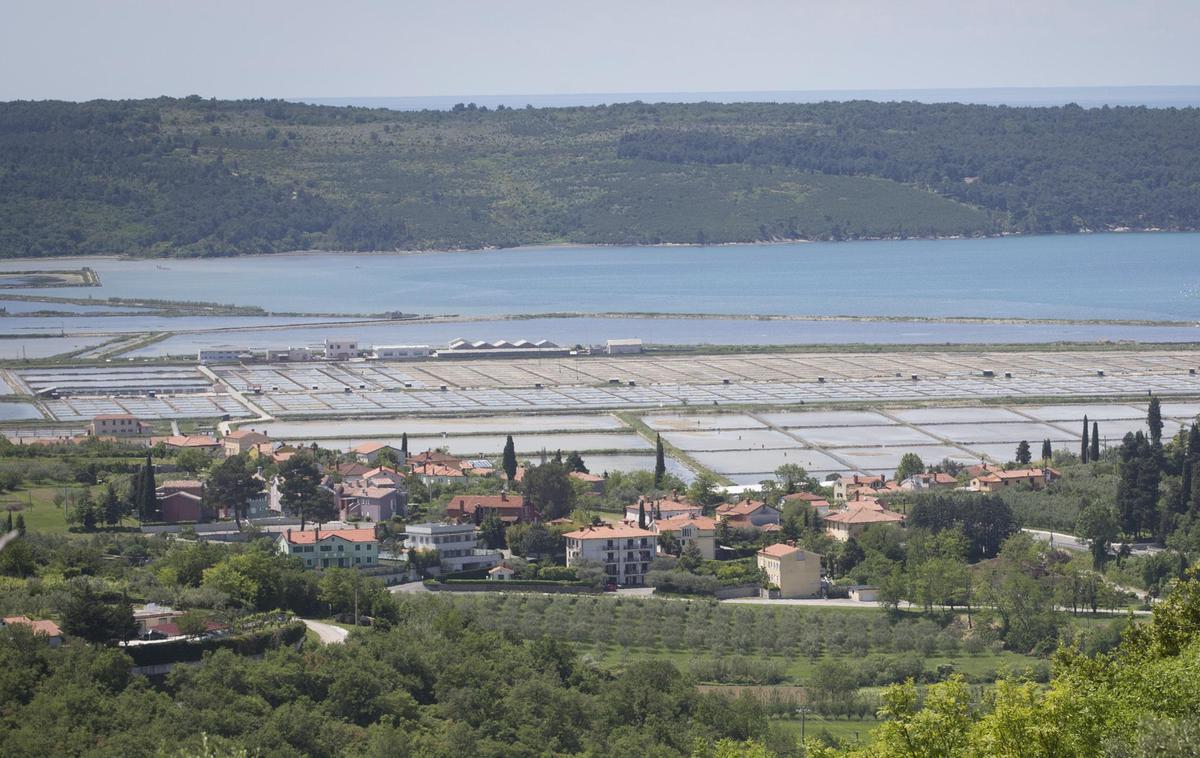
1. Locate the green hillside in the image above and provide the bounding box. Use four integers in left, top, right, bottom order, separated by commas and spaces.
0, 97, 1196, 257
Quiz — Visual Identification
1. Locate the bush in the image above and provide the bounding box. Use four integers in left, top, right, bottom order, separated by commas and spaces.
646, 569, 719, 595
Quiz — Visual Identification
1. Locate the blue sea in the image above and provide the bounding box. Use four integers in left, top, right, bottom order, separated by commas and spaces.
3, 233, 1197, 322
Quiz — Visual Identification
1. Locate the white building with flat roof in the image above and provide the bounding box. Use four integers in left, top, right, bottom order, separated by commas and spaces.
324, 339, 361, 360
198, 348, 248, 363
372, 345, 433, 360
606, 338, 643, 355
404, 522, 501, 573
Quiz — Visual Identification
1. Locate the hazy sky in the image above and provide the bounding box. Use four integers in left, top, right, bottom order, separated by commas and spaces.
2, 0, 1197, 101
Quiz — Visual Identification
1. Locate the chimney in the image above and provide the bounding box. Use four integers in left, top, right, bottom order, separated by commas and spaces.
787, 540, 796, 547
500, 492, 507, 502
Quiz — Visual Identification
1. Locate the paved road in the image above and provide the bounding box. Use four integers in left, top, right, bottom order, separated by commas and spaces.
724, 597, 909, 609
1024, 528, 1089, 552
302, 619, 349, 644
390, 580, 430, 594
1024, 528, 1163, 557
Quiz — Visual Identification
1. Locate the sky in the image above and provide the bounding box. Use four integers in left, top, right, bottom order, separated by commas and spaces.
1, 0, 1197, 101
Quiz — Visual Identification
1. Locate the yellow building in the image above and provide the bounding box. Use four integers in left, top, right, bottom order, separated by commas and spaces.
653, 514, 718, 560
756, 543, 822, 598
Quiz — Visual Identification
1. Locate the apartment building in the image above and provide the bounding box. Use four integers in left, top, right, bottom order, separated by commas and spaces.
562, 523, 657, 587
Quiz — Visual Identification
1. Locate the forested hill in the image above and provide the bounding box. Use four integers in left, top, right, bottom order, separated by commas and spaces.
1, 97, 1198, 257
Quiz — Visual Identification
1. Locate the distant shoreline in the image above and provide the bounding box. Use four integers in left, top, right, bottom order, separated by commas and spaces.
0, 227, 1192, 265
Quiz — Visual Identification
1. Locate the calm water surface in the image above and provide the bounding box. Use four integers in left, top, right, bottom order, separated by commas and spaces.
3, 233, 1198, 321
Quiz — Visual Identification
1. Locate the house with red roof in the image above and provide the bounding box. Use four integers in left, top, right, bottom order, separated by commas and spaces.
970, 467, 1060, 493
757, 542, 822, 598
716, 499, 781, 528
624, 496, 703, 525
276, 527, 379, 570
562, 522, 657, 587
157, 480, 205, 523
653, 514, 718, 560
823, 504, 905, 541
353, 441, 405, 465
1, 615, 63, 646
445, 491, 532, 524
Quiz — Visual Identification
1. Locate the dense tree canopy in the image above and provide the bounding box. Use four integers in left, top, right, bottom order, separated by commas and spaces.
2, 98, 1198, 256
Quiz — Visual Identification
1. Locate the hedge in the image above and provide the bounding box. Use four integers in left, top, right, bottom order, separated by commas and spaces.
126, 621, 306, 667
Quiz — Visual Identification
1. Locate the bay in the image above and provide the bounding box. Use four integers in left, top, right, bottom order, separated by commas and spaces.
0, 232, 1197, 333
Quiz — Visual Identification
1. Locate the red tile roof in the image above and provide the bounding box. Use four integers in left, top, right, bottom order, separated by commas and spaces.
654, 514, 718, 532
824, 506, 905, 525
562, 523, 656, 540
759, 543, 803, 558
3, 615, 62, 637
281, 528, 377, 544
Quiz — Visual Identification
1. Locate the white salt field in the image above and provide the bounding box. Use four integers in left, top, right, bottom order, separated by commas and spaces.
298, 432, 652, 456
920, 422, 1082, 444
759, 410, 895, 427
255, 414, 627, 439
0, 336, 110, 358
786, 424, 941, 447
661, 429, 801, 451
643, 413, 765, 431
1159, 402, 1200, 419
0, 403, 44, 421
968, 442, 1084, 463
890, 407, 1029, 424
835, 445, 981, 471
1021, 404, 1148, 421
691, 447, 845, 474
635, 400, 1200, 478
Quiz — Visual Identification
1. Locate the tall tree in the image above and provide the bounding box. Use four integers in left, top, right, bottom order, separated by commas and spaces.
478, 510, 505, 549
60, 579, 136, 645
638, 498, 647, 529
400, 432, 408, 460
1015, 440, 1031, 465
502, 435, 518, 483
654, 434, 666, 487
1148, 396, 1164, 447
1090, 420, 1101, 461
1041, 439, 1053, 463
205, 454, 262, 526
895, 452, 925, 482
1081, 416, 1090, 463
133, 451, 157, 522
279, 452, 334, 530
1116, 431, 1160, 539
565, 451, 588, 474
14, 513, 24, 535
100, 482, 123, 527
522, 460, 576, 521
1185, 423, 1200, 514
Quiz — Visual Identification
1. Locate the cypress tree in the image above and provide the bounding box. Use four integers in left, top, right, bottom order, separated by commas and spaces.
1081, 416, 1090, 463
1148, 396, 1163, 447
139, 451, 157, 522
638, 498, 647, 529
654, 434, 666, 487
15, 513, 24, 535
400, 432, 408, 459
1041, 439, 1053, 463
502, 435, 517, 482
1187, 424, 1200, 514
4, 511, 11, 532
1090, 421, 1101, 461
1015, 440, 1031, 465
